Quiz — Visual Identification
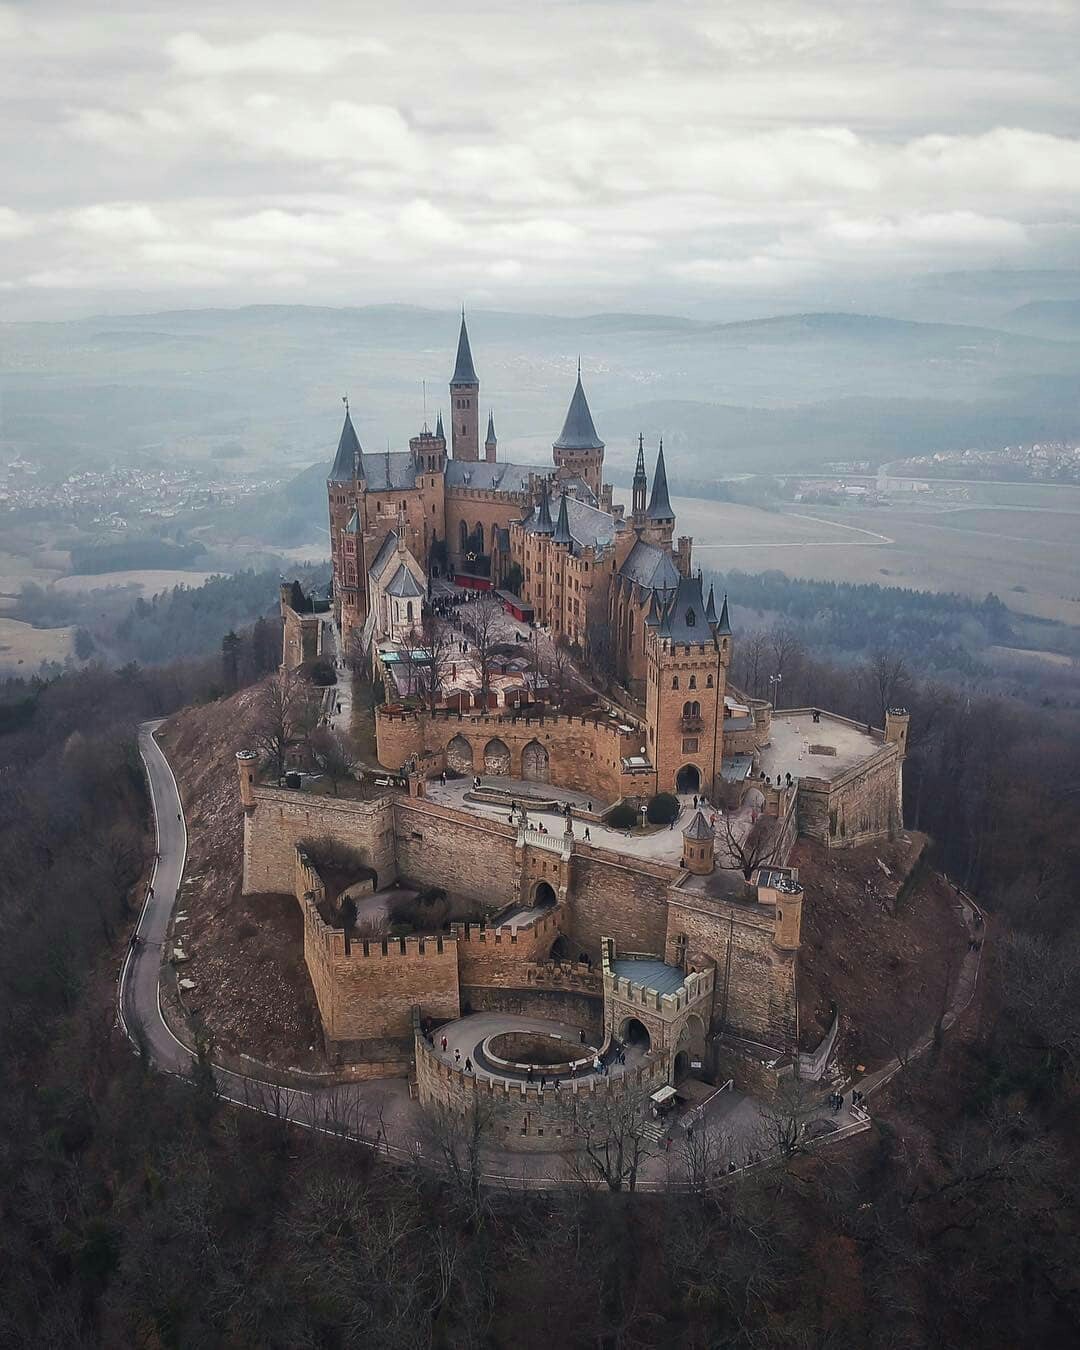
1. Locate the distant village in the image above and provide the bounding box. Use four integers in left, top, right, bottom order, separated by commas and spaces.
0, 458, 279, 527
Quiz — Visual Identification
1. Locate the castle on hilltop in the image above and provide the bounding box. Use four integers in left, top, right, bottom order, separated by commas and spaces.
260, 315, 911, 1141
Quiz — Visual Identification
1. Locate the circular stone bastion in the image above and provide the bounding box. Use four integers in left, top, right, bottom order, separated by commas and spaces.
484, 1030, 598, 1077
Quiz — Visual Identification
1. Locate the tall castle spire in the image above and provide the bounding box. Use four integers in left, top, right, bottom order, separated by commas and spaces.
449, 308, 480, 461
646, 437, 674, 520
632, 431, 648, 519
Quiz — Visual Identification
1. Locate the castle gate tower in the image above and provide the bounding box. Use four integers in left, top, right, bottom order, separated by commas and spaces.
450, 310, 480, 461
552, 365, 605, 502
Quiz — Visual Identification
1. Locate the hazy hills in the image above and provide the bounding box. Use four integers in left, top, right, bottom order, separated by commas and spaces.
2, 294, 1078, 483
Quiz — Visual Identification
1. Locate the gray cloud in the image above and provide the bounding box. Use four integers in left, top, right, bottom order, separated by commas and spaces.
0, 0, 1077, 318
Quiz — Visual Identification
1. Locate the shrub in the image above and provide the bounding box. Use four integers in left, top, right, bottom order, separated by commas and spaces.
647, 792, 680, 825
605, 802, 639, 830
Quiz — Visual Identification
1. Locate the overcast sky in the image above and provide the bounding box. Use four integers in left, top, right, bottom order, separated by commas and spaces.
1, 0, 1078, 319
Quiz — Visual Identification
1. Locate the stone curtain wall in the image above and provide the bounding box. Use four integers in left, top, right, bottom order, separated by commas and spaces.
797, 743, 901, 849
664, 887, 798, 1050
568, 850, 674, 959
243, 786, 397, 895
394, 797, 521, 907
451, 910, 562, 986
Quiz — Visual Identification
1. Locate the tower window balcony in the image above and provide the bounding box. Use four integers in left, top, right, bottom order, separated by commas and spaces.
679, 715, 705, 732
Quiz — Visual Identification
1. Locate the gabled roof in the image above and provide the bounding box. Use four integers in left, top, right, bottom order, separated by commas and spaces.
368, 530, 400, 579
552, 491, 573, 545
658, 574, 714, 645
646, 438, 674, 519
386, 563, 424, 599
443, 459, 545, 492
618, 537, 680, 591
451, 311, 478, 385
683, 810, 713, 840
553, 371, 604, 451
329, 409, 362, 482
363, 451, 419, 492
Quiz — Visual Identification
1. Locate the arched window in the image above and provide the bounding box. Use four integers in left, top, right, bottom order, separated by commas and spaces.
707, 674, 714, 688
689, 674, 697, 690
459, 520, 468, 552
682, 701, 692, 718
672, 675, 679, 690
686, 608, 696, 627
406, 601, 413, 622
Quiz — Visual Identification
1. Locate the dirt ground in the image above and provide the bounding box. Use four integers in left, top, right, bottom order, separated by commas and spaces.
158, 686, 327, 1071
793, 832, 968, 1073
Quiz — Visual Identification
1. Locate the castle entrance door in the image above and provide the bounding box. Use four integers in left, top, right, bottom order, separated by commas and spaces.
676, 763, 701, 794
533, 880, 557, 908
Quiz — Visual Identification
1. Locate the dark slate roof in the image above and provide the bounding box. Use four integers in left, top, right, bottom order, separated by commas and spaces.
363, 452, 419, 492
435, 410, 444, 438
552, 492, 573, 545
368, 530, 400, 579
658, 574, 714, 644
553, 372, 604, 451
451, 312, 478, 385
523, 491, 622, 552
705, 584, 717, 624
683, 810, 713, 840
443, 459, 543, 492
646, 438, 674, 519
530, 486, 555, 535
645, 591, 661, 625
611, 958, 686, 996
486, 410, 496, 444
618, 538, 680, 591
716, 593, 731, 635
556, 474, 598, 506
386, 563, 424, 599
329, 409, 362, 482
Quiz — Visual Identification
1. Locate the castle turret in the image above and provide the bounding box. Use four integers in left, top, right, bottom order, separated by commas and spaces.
236, 749, 258, 812
552, 363, 604, 502
485, 409, 497, 463
682, 810, 715, 874
449, 310, 479, 461
644, 437, 675, 549
328, 405, 364, 631
884, 706, 910, 758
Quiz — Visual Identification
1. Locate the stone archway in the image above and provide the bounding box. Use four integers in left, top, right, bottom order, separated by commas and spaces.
674, 1013, 707, 1081
446, 734, 473, 775
676, 763, 701, 794
533, 879, 557, 908
521, 738, 550, 783
619, 1017, 651, 1052
483, 737, 511, 775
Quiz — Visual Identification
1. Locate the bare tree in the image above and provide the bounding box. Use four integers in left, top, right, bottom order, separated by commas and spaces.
717, 812, 781, 879
752, 1075, 820, 1161
310, 726, 359, 795
395, 607, 455, 713
568, 1083, 656, 1192
420, 1097, 496, 1221
464, 594, 504, 701
252, 668, 320, 779
867, 647, 910, 723
544, 639, 575, 708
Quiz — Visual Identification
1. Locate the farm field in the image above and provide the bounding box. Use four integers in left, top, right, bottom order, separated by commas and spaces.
53, 569, 220, 597
0, 617, 74, 667
633, 484, 1080, 628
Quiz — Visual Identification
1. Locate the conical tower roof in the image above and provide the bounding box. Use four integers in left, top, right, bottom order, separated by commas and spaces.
644, 590, 662, 625
554, 370, 604, 450
633, 432, 647, 484
451, 310, 478, 385
683, 810, 713, 840
329, 408, 362, 482
486, 410, 497, 444
534, 485, 555, 534
705, 583, 718, 624
716, 592, 731, 635
646, 437, 673, 519
552, 492, 573, 545
435, 409, 444, 439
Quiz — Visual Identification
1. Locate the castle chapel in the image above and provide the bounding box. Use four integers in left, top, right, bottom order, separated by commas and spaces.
328, 313, 701, 696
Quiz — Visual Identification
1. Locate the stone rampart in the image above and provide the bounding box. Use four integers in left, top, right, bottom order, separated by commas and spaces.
243, 785, 397, 896
450, 909, 562, 986
414, 1013, 667, 1152
797, 743, 901, 849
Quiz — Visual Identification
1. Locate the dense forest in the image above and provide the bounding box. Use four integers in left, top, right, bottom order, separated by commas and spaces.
2, 606, 1079, 1345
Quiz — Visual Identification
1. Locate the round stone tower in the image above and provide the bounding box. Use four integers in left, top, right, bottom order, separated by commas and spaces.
682, 810, 715, 874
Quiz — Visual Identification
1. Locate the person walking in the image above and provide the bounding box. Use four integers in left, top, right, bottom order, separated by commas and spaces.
584, 826, 591, 841
454, 1049, 461, 1065
441, 1035, 448, 1052
464, 1057, 472, 1073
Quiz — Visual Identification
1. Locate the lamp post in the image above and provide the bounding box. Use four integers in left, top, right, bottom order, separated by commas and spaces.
769, 673, 783, 709
640, 803, 648, 832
